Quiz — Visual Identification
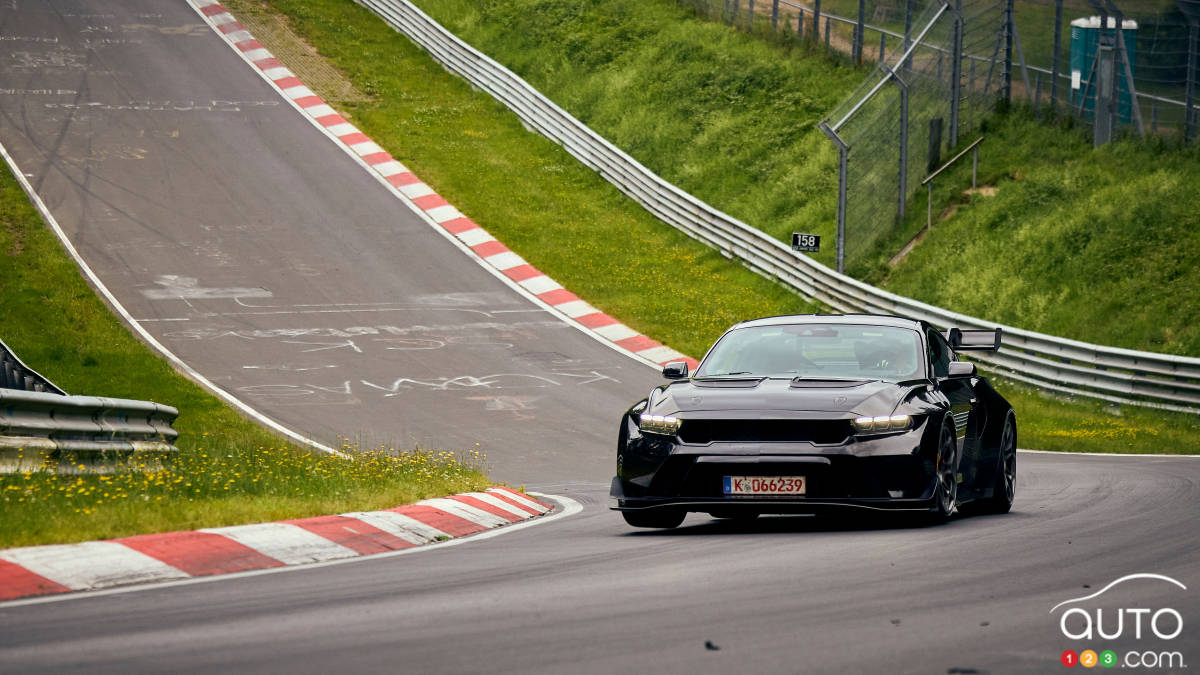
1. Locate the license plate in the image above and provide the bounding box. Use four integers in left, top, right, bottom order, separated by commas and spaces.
723, 476, 806, 495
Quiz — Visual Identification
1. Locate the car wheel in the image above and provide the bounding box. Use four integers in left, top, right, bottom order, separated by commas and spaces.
622, 508, 686, 529
981, 412, 1016, 514
929, 419, 959, 523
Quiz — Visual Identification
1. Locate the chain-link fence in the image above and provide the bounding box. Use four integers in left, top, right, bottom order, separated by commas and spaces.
680, 0, 1199, 270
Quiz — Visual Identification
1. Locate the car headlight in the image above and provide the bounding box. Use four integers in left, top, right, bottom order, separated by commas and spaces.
852, 414, 911, 434
639, 414, 681, 436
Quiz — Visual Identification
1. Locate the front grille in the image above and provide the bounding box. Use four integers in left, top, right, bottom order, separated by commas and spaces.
677, 419, 851, 445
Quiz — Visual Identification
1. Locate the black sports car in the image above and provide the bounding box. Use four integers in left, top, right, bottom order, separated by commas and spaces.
611, 314, 1016, 528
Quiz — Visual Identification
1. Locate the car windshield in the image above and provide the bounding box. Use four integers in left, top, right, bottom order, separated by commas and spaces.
696, 323, 924, 382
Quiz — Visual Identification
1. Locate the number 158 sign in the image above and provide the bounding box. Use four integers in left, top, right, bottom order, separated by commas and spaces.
791, 233, 820, 252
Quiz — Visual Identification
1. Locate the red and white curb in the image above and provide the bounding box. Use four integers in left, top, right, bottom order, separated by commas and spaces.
0, 487, 550, 602
188, 0, 698, 371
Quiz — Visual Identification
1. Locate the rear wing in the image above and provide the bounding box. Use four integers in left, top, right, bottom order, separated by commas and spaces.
942, 327, 1002, 351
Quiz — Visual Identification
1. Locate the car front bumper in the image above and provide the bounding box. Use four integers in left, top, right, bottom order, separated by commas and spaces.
612, 421, 940, 514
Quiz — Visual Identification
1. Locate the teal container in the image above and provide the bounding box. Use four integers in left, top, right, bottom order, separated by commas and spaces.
1069, 16, 1138, 123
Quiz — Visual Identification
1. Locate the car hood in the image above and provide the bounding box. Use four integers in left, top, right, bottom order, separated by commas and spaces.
650, 377, 920, 418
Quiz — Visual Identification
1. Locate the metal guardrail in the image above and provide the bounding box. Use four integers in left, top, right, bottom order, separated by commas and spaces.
0, 336, 65, 395
0, 389, 180, 472
1, 339, 180, 472
358, 0, 1200, 414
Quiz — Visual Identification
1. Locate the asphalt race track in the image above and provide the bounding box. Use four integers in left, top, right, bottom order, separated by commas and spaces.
1, 2, 1197, 673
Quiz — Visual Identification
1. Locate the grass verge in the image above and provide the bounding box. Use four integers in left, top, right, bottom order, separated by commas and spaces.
229, 0, 1199, 453
0, 163, 488, 548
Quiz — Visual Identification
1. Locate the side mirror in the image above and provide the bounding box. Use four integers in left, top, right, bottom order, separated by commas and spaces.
947, 361, 976, 378
662, 361, 689, 380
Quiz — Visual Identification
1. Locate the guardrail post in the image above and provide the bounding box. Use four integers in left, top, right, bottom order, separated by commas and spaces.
825, 14, 831, 49
798, 8, 804, 38
772, 0, 779, 30
879, 31, 886, 64
812, 0, 821, 41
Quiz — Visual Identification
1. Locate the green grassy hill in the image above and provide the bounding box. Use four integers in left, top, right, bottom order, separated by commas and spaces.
408, 0, 1200, 357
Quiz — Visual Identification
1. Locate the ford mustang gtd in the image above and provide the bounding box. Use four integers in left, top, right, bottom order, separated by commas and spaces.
611, 314, 1016, 528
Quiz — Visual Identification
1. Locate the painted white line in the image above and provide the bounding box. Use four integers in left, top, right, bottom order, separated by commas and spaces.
417, 498, 511, 529
486, 488, 550, 514
0, 494, 581, 609
0, 140, 341, 457
461, 492, 537, 518
1018, 448, 1200, 459
199, 523, 359, 565
340, 511, 450, 545
0, 542, 189, 590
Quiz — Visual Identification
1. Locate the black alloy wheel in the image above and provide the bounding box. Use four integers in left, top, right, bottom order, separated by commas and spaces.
930, 419, 959, 523
981, 412, 1017, 514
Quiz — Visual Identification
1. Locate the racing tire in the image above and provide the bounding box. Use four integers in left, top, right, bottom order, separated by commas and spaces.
925, 419, 959, 524
979, 412, 1016, 514
622, 508, 686, 529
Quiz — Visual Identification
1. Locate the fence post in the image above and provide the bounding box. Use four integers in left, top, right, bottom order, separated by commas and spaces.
1094, 9, 1114, 146
772, 0, 779, 30
879, 31, 887, 64
896, 76, 910, 222
798, 8, 804, 38
819, 123, 849, 275
949, 0, 963, 147
1003, 0, 1014, 104
904, 0, 913, 52
825, 15, 831, 49
748, 0, 755, 28
1050, 0, 1063, 113
733, 0, 740, 25
1187, 21, 1198, 142
813, 0, 821, 41
854, 0, 866, 65
1034, 71, 1042, 114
